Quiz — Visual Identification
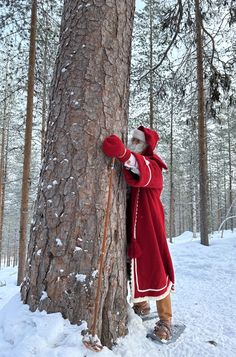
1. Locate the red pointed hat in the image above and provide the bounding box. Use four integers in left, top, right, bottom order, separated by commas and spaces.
134, 126, 167, 169
137, 126, 160, 154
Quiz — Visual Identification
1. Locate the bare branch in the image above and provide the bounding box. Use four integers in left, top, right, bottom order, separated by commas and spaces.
138, 0, 183, 82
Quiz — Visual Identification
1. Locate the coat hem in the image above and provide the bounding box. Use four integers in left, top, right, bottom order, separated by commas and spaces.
131, 280, 173, 303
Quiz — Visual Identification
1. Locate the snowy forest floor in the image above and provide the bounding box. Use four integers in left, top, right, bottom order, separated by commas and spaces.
0, 230, 236, 357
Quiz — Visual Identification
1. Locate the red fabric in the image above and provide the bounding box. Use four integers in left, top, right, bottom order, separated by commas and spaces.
124, 127, 174, 301
138, 126, 160, 156
102, 135, 131, 163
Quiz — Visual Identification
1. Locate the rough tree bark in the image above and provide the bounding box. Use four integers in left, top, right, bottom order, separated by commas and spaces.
194, 0, 209, 246
17, 0, 37, 284
21, 0, 135, 348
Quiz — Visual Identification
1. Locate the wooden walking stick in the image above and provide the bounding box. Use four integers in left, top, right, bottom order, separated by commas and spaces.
83, 157, 115, 352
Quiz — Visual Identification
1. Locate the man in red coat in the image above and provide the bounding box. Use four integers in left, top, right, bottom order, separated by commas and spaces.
102, 126, 175, 341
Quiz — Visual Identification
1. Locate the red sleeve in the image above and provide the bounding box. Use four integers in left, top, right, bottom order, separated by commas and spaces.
123, 153, 164, 189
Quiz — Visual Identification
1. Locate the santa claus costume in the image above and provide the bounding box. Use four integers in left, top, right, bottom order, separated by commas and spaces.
102, 126, 175, 341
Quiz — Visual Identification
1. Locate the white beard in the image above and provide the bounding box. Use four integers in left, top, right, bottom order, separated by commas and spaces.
128, 141, 147, 154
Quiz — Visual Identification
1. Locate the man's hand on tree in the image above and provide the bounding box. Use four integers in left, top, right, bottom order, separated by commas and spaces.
102, 134, 131, 163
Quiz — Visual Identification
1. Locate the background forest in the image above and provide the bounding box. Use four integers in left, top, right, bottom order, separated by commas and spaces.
0, 0, 235, 268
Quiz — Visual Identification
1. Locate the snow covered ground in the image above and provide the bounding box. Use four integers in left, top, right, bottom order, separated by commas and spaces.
0, 230, 236, 357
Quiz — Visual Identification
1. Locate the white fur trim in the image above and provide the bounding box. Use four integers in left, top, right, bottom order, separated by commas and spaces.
124, 154, 140, 175
132, 129, 146, 143
131, 258, 135, 300
131, 281, 173, 303
143, 158, 152, 187
117, 148, 127, 159
130, 189, 140, 300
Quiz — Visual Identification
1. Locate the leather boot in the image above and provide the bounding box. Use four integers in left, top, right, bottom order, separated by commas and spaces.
133, 301, 150, 316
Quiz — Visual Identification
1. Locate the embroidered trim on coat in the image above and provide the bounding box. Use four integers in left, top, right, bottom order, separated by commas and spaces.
133, 188, 140, 240
131, 281, 173, 303
130, 188, 140, 299
143, 158, 152, 187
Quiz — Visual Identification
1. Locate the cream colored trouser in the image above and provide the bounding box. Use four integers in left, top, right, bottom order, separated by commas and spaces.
156, 294, 172, 321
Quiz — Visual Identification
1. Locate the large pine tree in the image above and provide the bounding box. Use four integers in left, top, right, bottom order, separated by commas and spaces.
21, 0, 135, 348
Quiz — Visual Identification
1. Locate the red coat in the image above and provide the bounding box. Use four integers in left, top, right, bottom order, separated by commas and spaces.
124, 127, 174, 302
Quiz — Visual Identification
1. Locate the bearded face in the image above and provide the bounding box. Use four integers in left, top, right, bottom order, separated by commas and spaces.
128, 139, 147, 154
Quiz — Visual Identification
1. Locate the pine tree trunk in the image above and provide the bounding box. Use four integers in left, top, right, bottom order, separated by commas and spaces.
17, 0, 37, 285
194, 0, 209, 246
0, 118, 6, 269
149, 0, 154, 128
3, 254, 6, 268
7, 227, 11, 267
216, 155, 222, 229
209, 168, 213, 233
223, 158, 227, 228
192, 182, 197, 239
41, 11, 49, 161
227, 116, 233, 231
182, 204, 186, 232
178, 185, 182, 234
13, 230, 18, 267
21, 0, 135, 348
0, 62, 9, 268
169, 98, 174, 242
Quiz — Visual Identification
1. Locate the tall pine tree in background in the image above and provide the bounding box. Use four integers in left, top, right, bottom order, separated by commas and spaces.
18, 0, 37, 285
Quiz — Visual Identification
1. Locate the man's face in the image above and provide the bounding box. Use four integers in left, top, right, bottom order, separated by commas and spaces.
128, 137, 147, 154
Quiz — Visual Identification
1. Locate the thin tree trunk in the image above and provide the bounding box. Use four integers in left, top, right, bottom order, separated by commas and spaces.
41, 10, 49, 161
0, 60, 9, 268
227, 116, 233, 231
178, 186, 182, 235
0, 125, 10, 265
13, 230, 18, 267
209, 167, 214, 233
17, 0, 37, 285
149, 0, 154, 128
169, 98, 174, 242
192, 182, 197, 238
21, 0, 135, 348
194, 0, 209, 246
0, 118, 6, 269
7, 226, 11, 267
182, 202, 185, 233
3, 254, 6, 267
223, 154, 227, 228
216, 152, 221, 229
